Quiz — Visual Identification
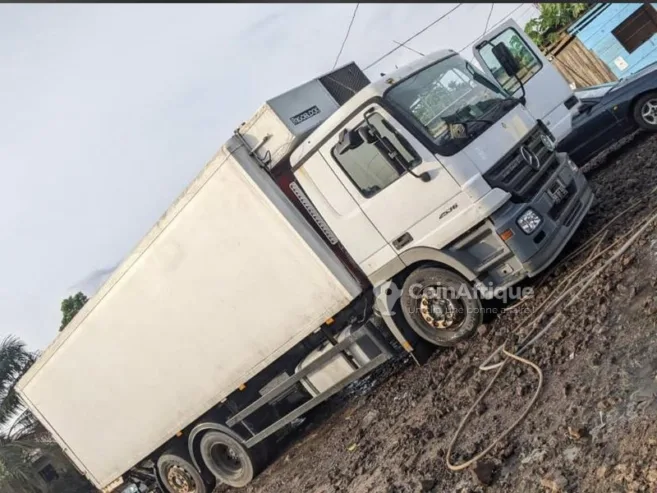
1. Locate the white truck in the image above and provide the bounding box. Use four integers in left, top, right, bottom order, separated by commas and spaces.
17, 21, 592, 493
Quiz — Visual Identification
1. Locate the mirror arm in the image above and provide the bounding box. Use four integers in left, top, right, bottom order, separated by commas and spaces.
513, 72, 527, 105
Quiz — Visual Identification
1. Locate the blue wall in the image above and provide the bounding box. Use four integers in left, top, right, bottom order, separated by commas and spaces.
568, 3, 657, 78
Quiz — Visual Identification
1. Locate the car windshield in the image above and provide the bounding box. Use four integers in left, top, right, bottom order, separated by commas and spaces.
575, 82, 618, 100
384, 54, 517, 156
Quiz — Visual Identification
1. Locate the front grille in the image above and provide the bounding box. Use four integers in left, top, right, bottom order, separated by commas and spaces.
319, 63, 370, 106
483, 126, 558, 202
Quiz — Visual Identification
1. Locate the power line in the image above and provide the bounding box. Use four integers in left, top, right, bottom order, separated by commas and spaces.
333, 3, 360, 69
468, 3, 496, 62
482, 3, 495, 36
457, 3, 528, 55
363, 3, 464, 70
392, 40, 426, 57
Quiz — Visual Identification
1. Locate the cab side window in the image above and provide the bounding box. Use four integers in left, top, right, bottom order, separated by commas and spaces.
478, 28, 542, 93
331, 112, 420, 198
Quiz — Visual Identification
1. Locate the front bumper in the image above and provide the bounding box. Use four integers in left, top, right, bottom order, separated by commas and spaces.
491, 153, 594, 279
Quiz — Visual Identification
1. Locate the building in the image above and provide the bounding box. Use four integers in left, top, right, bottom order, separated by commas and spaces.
568, 3, 657, 79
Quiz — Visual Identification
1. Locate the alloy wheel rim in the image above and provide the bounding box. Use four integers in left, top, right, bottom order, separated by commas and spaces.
641, 98, 657, 125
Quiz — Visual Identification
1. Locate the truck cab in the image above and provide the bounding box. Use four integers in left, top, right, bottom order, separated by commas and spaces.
283, 48, 592, 347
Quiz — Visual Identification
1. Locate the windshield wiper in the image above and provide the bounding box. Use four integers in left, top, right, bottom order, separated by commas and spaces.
487, 97, 520, 111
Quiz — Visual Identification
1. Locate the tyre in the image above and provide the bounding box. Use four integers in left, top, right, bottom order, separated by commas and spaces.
157, 451, 208, 493
199, 431, 256, 488
400, 266, 482, 347
633, 92, 657, 130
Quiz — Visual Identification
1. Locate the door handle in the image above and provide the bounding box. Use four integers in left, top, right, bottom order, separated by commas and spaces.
392, 232, 413, 250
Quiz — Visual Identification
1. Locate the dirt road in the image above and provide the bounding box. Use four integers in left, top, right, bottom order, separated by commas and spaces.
220, 133, 657, 493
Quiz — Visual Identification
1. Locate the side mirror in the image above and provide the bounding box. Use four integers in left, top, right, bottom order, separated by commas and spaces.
335, 128, 364, 155
492, 43, 521, 77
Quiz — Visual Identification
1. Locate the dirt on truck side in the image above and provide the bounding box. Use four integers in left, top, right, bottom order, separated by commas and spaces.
219, 132, 657, 493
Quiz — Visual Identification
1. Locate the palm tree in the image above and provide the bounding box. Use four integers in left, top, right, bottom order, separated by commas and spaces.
0, 336, 55, 492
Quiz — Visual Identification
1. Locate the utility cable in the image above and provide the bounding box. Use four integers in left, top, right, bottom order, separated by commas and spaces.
446, 187, 657, 472
457, 4, 528, 55
482, 3, 496, 36
363, 4, 464, 70
333, 3, 360, 70
467, 3, 496, 62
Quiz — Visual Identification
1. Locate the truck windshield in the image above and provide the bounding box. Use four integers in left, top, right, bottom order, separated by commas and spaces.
384, 54, 517, 156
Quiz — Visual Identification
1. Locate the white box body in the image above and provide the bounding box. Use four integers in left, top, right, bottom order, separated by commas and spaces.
16, 136, 361, 491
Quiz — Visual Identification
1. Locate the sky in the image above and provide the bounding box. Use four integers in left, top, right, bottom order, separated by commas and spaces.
0, 3, 538, 351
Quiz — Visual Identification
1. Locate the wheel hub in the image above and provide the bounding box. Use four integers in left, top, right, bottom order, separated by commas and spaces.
420, 287, 459, 330
166, 465, 196, 493
211, 444, 243, 474
641, 99, 657, 125
226, 447, 239, 463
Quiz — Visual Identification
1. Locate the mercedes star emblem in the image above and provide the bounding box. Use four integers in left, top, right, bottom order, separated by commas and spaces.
519, 145, 540, 171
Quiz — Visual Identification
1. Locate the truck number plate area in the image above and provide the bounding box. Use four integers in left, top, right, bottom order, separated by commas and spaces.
548, 179, 569, 204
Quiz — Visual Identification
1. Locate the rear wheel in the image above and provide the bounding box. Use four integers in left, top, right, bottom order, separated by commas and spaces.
400, 266, 482, 347
199, 431, 256, 488
157, 451, 207, 493
633, 92, 657, 130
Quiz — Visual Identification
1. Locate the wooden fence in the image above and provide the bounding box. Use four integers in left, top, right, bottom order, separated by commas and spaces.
544, 33, 618, 88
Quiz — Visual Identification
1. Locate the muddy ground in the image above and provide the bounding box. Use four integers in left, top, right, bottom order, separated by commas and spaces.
220, 132, 657, 493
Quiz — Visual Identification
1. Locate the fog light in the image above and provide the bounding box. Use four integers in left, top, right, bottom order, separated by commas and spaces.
517, 209, 542, 234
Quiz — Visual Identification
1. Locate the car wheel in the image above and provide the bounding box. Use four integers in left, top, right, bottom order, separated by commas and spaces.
400, 266, 482, 347
633, 92, 657, 130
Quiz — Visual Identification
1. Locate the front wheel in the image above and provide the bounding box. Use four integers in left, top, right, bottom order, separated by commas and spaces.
633, 92, 657, 130
400, 266, 482, 347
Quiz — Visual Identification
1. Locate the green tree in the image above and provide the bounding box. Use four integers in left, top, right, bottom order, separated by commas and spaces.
524, 3, 590, 49
0, 336, 53, 492
0, 337, 93, 493
59, 292, 88, 331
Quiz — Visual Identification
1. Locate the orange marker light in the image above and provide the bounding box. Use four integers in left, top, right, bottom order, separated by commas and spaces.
500, 229, 514, 241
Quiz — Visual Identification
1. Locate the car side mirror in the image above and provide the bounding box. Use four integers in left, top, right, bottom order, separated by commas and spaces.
492, 43, 521, 77
335, 128, 364, 155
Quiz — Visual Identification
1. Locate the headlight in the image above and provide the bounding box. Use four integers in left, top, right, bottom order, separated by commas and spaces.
540, 134, 556, 152
567, 158, 579, 173
517, 209, 542, 234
